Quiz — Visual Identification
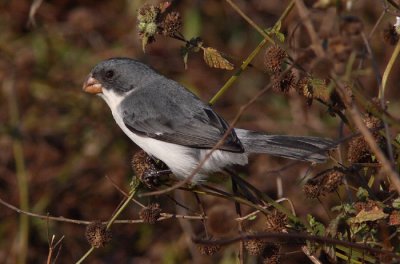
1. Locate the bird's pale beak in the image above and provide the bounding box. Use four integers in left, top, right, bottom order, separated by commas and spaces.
83, 75, 103, 94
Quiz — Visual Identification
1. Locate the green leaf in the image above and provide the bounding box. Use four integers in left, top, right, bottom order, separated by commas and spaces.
275, 32, 285, 43
393, 198, 400, 209
356, 187, 369, 201
307, 214, 325, 236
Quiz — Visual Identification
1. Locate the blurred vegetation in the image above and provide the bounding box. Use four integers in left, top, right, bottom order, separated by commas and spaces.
1, 0, 400, 263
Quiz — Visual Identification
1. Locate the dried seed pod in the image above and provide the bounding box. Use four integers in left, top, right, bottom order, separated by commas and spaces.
347, 136, 371, 163
132, 150, 154, 178
139, 203, 162, 224
271, 70, 296, 93
264, 45, 287, 73
244, 231, 267, 256
196, 240, 221, 255
161, 11, 182, 37
85, 221, 112, 248
244, 238, 266, 256
323, 169, 345, 193
132, 150, 171, 188
297, 77, 313, 105
303, 179, 322, 199
265, 211, 287, 232
389, 211, 400, 226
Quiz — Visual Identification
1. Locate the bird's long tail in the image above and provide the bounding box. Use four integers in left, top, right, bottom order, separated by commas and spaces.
235, 129, 336, 163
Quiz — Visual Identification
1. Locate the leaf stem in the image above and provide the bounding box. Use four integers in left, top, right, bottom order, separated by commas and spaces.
380, 40, 400, 99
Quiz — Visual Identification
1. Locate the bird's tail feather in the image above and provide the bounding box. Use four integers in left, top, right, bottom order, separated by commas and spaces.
235, 129, 335, 163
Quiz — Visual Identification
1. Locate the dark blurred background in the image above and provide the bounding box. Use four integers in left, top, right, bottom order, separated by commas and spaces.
1, 0, 399, 263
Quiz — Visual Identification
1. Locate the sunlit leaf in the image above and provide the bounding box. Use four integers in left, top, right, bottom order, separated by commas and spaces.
202, 47, 234, 70
349, 207, 388, 224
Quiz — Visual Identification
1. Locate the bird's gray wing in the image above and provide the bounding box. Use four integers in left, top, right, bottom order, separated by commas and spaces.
120, 79, 244, 153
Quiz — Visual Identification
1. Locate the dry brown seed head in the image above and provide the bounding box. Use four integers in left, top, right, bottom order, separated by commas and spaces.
303, 178, 322, 199
389, 211, 400, 226
271, 70, 296, 93
265, 211, 287, 232
323, 170, 345, 193
85, 221, 112, 248
197, 240, 221, 255
244, 237, 266, 256
347, 136, 371, 164
139, 203, 162, 224
264, 45, 287, 73
244, 230, 267, 256
132, 150, 153, 178
363, 115, 382, 131
161, 11, 182, 37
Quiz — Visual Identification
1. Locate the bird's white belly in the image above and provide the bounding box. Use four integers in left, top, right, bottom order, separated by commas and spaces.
99, 91, 248, 182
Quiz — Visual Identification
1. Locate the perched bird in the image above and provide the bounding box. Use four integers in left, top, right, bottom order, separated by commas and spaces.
83, 58, 334, 182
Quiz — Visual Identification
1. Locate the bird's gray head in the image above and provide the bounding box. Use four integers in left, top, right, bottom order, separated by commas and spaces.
83, 58, 158, 95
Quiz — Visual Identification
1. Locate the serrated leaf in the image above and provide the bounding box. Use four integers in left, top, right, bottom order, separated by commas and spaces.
202, 47, 234, 70
348, 207, 388, 224
275, 32, 285, 43
307, 214, 325, 236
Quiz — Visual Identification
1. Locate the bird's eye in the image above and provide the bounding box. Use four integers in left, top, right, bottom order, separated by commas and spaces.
105, 70, 114, 79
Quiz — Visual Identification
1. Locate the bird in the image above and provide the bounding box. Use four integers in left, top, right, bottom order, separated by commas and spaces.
83, 58, 335, 182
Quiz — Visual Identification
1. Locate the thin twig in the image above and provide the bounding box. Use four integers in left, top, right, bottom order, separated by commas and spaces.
293, 0, 324, 57
104, 175, 145, 208
0, 197, 204, 225
193, 232, 400, 259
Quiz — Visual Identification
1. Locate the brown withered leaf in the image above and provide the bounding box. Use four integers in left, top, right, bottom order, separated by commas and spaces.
202, 47, 234, 70
348, 206, 388, 224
